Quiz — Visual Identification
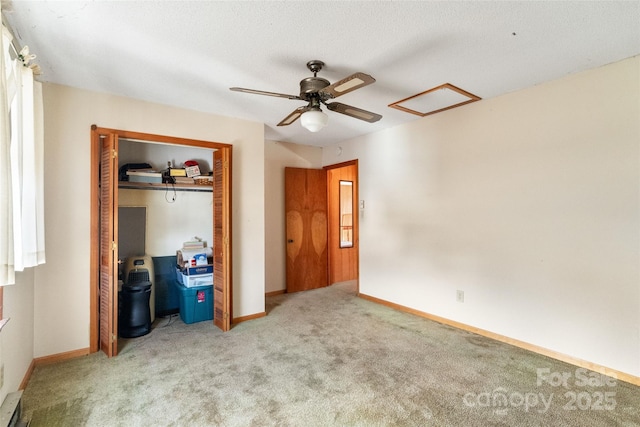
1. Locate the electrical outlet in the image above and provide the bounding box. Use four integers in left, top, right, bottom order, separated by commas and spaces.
456, 290, 464, 303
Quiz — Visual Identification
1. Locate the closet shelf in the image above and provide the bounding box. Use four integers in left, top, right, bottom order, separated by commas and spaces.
118, 181, 212, 192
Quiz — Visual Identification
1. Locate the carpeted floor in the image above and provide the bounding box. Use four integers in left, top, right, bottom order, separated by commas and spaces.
21, 281, 640, 426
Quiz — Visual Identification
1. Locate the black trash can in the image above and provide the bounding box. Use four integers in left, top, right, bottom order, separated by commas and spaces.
119, 281, 152, 338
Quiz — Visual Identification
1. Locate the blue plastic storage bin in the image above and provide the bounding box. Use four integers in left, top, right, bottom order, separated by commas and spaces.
174, 281, 214, 324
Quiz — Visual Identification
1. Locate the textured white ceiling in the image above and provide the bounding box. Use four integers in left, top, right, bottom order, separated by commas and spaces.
3, 1, 639, 147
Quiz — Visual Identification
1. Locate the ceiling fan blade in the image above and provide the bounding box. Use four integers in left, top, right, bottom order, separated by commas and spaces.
326, 102, 382, 123
277, 106, 309, 126
230, 87, 302, 100
319, 72, 376, 98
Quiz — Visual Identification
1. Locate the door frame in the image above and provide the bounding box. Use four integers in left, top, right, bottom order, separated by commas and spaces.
324, 160, 359, 293
89, 125, 233, 354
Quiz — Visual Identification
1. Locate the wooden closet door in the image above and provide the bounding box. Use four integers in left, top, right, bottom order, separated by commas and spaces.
90, 126, 234, 353
99, 133, 119, 356
213, 148, 231, 331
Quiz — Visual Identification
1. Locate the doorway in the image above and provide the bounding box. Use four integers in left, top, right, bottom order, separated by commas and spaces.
90, 126, 232, 357
325, 160, 359, 291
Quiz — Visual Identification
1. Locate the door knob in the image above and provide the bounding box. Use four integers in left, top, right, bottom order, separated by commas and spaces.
287, 239, 294, 243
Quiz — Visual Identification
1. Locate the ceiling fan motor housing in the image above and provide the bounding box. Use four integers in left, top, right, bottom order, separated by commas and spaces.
299, 77, 330, 100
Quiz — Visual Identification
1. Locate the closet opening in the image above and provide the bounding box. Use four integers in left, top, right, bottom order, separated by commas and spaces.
90, 126, 232, 357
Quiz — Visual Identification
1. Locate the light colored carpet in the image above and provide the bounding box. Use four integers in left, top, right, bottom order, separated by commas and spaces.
21, 281, 640, 426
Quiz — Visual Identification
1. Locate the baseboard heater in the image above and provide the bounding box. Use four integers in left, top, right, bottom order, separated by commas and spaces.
0, 391, 29, 427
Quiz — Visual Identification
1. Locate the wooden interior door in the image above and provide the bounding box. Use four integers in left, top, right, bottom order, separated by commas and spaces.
285, 167, 328, 292
99, 133, 119, 356
213, 148, 231, 331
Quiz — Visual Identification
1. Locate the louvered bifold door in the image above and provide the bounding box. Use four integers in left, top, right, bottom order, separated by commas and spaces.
213, 148, 231, 331
99, 133, 119, 356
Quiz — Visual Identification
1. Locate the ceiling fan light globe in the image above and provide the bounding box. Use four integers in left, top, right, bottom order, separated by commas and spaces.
301, 110, 328, 132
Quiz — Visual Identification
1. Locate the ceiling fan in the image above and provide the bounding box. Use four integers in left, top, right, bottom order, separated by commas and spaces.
230, 60, 382, 132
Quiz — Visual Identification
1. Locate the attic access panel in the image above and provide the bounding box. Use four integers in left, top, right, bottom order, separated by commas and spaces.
388, 83, 481, 117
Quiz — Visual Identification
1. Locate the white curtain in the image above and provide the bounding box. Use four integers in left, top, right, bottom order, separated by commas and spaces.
1, 24, 46, 286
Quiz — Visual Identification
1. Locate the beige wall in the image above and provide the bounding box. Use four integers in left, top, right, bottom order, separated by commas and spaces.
118, 189, 213, 258
322, 57, 640, 377
264, 140, 322, 293
34, 83, 266, 357
0, 270, 35, 404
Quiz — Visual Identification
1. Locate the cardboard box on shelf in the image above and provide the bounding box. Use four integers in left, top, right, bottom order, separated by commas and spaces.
173, 177, 194, 184
185, 165, 201, 177
181, 264, 213, 276
177, 248, 212, 268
